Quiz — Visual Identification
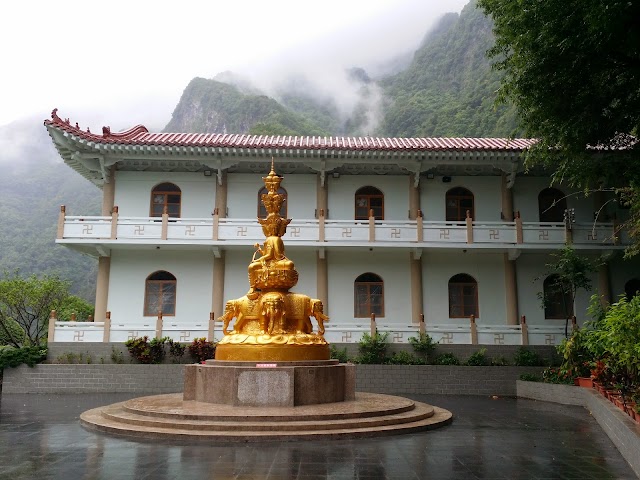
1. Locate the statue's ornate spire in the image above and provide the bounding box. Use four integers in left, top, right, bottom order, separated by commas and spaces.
259, 159, 291, 237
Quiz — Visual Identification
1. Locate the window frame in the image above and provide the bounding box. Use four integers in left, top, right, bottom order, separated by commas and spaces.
144, 271, 177, 317
445, 187, 474, 222
538, 188, 566, 223
150, 183, 182, 218
448, 273, 479, 318
355, 186, 384, 220
354, 272, 384, 318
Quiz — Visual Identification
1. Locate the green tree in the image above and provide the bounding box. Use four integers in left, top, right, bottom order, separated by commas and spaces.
0, 272, 71, 346
536, 247, 598, 337
57, 295, 95, 321
478, 0, 640, 252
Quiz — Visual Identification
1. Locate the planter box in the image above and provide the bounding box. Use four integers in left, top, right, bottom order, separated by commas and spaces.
573, 377, 593, 388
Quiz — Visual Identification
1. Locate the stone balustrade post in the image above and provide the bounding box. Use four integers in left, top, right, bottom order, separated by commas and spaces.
47, 310, 57, 342
103, 311, 111, 343
208, 312, 216, 342
88, 315, 94, 322
571, 315, 578, 331
212, 208, 219, 241
161, 206, 169, 240
368, 209, 375, 242
416, 209, 423, 242
319, 209, 325, 242
419, 313, 425, 335
70, 313, 76, 322
466, 210, 473, 244
57, 206, 66, 239
155, 312, 163, 338
370, 313, 376, 337
110, 206, 119, 239
515, 211, 523, 244
520, 315, 529, 346
470, 315, 478, 344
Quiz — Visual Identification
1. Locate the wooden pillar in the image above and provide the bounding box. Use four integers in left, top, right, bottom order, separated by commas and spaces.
215, 171, 228, 218
161, 206, 169, 240
410, 252, 423, 325
94, 256, 111, 322
470, 315, 478, 344
520, 315, 529, 345
317, 173, 328, 218
102, 166, 116, 216
466, 210, 473, 243
504, 253, 519, 325
317, 249, 328, 311
598, 262, 611, 307
501, 172, 514, 221
155, 312, 163, 338
409, 173, 420, 219
515, 211, 523, 244
370, 313, 377, 337
212, 251, 226, 325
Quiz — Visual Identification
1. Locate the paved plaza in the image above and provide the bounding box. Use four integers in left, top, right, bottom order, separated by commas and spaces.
0, 392, 636, 480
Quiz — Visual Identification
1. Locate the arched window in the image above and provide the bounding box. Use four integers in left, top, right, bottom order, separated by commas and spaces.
354, 272, 384, 317
151, 183, 181, 218
258, 187, 287, 218
448, 274, 478, 318
446, 187, 474, 221
624, 278, 640, 300
355, 186, 384, 220
538, 188, 566, 223
543, 274, 573, 319
144, 271, 177, 316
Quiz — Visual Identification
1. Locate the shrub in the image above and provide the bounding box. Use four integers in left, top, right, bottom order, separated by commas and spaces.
513, 347, 544, 366
110, 347, 125, 364
125, 336, 169, 364
356, 331, 388, 364
491, 355, 510, 366
408, 333, 436, 362
0, 345, 47, 369
388, 351, 424, 365
466, 348, 488, 366
542, 366, 574, 384
168, 339, 186, 363
519, 373, 541, 382
434, 352, 460, 365
330, 345, 349, 363
188, 338, 216, 363
55, 352, 93, 364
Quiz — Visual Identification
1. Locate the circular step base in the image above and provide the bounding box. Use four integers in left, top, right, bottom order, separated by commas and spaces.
80, 392, 452, 442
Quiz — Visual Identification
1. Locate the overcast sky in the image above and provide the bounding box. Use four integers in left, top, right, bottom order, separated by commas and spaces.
1, 0, 468, 131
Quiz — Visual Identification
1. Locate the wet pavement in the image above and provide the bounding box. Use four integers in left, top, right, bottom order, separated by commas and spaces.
0, 392, 636, 480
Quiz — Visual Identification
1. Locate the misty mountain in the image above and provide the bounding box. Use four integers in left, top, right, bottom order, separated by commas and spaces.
0, 119, 100, 300
164, 2, 519, 138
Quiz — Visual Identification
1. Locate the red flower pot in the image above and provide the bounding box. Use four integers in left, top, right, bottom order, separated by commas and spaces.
574, 377, 594, 388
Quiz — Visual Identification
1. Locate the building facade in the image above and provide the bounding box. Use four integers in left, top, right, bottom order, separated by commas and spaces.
44, 110, 639, 347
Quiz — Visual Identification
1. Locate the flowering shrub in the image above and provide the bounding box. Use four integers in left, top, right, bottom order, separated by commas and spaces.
188, 338, 216, 363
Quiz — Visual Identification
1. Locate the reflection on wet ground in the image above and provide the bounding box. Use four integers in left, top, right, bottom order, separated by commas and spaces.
0, 393, 635, 479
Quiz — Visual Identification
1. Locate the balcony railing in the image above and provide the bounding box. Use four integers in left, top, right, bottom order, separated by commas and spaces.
48, 311, 568, 347
56, 206, 627, 248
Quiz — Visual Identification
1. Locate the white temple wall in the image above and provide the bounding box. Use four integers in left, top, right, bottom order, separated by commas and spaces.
226, 173, 317, 219
107, 250, 213, 324
608, 254, 640, 300
325, 250, 411, 323
513, 177, 594, 223
420, 176, 502, 222
422, 251, 506, 325
327, 175, 409, 220
113, 171, 216, 218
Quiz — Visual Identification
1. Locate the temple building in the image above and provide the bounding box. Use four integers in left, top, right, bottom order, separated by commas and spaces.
44, 109, 639, 346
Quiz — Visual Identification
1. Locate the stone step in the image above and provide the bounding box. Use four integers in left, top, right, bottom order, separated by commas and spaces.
100, 402, 435, 432
120, 392, 416, 421
81, 405, 452, 442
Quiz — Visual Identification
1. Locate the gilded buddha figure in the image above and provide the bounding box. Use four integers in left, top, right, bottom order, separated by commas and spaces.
215, 160, 329, 361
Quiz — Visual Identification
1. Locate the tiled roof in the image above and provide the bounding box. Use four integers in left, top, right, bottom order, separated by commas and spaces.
44, 108, 537, 152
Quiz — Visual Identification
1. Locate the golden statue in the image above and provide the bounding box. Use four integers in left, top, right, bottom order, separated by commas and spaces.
215, 160, 330, 361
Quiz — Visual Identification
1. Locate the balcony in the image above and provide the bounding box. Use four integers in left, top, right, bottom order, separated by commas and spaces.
56, 206, 628, 251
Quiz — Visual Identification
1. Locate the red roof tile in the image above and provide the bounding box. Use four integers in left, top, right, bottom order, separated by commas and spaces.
44, 109, 537, 152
